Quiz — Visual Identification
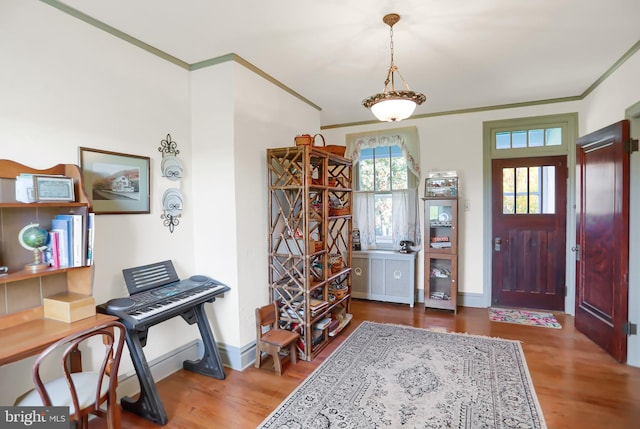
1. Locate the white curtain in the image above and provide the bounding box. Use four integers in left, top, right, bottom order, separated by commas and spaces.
353, 192, 376, 247
348, 126, 421, 250
353, 189, 421, 249
346, 126, 421, 179
391, 188, 420, 248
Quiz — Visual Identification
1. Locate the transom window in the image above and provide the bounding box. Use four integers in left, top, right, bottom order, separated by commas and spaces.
496, 127, 562, 150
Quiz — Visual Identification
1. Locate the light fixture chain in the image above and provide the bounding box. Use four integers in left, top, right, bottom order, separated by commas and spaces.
389, 25, 395, 69
362, 12, 426, 122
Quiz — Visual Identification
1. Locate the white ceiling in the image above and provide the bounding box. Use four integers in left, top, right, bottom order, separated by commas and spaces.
55, 0, 640, 127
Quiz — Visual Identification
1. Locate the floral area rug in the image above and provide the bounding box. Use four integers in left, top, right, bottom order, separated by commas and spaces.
257, 321, 547, 429
489, 307, 562, 329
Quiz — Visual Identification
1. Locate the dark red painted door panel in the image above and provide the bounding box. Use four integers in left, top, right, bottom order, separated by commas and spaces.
575, 120, 630, 363
492, 156, 567, 310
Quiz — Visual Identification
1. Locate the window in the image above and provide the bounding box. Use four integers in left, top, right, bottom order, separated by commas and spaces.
502, 165, 556, 214
357, 145, 409, 244
346, 126, 421, 250
496, 127, 562, 150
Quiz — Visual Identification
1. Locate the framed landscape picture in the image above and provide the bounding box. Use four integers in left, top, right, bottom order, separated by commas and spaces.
79, 147, 150, 214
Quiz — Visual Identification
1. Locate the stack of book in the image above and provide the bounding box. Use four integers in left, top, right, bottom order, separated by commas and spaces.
44, 213, 95, 269
309, 298, 328, 317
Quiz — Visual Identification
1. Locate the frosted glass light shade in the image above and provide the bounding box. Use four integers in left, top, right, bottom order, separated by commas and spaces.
370, 98, 417, 122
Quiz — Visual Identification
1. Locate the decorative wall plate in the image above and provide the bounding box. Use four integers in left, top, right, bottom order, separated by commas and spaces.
161, 156, 183, 181
162, 188, 183, 216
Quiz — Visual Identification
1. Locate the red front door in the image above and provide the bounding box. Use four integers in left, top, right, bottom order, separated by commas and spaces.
492, 156, 567, 310
575, 120, 630, 363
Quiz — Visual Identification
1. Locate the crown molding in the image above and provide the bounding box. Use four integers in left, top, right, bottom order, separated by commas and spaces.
40, 1, 640, 130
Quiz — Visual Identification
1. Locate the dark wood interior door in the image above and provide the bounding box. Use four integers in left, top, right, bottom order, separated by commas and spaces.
492, 156, 567, 310
575, 120, 630, 363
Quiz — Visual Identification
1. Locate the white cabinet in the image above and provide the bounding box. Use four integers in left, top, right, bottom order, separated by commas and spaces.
352, 250, 416, 307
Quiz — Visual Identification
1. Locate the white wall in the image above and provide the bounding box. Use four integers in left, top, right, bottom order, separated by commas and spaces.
324, 48, 640, 365
0, 0, 192, 404
190, 61, 320, 359
322, 101, 581, 304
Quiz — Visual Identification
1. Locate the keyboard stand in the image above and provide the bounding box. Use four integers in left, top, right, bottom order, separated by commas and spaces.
181, 302, 226, 379
120, 302, 226, 426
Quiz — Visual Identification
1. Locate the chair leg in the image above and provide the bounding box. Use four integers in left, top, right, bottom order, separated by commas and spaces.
106, 398, 121, 429
78, 415, 89, 429
272, 351, 282, 376
255, 347, 262, 369
289, 342, 297, 365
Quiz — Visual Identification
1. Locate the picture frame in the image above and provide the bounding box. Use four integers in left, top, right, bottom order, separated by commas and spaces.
33, 175, 75, 202
79, 147, 151, 214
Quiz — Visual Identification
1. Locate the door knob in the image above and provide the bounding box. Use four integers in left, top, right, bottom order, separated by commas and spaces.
494, 237, 502, 252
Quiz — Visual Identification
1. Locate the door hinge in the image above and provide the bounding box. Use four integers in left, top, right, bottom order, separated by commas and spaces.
625, 138, 638, 153
571, 245, 580, 261
623, 322, 637, 336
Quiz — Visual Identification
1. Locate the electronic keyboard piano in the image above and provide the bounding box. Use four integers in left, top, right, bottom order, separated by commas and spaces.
98, 260, 230, 425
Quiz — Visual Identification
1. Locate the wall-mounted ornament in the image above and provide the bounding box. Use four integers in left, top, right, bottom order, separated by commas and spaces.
161, 188, 182, 233
161, 155, 183, 180
158, 134, 180, 157
158, 134, 184, 232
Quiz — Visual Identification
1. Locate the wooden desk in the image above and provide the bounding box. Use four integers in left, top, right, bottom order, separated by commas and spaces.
0, 307, 118, 366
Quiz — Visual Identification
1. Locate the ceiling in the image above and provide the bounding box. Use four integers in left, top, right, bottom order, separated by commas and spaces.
53, 0, 640, 127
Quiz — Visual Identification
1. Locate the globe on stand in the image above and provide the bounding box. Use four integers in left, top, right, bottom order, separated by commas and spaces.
18, 223, 49, 272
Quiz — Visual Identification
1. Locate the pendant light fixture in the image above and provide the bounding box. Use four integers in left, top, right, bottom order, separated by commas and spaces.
362, 13, 426, 122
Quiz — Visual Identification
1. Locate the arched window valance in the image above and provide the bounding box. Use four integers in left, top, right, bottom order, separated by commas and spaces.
346, 126, 420, 179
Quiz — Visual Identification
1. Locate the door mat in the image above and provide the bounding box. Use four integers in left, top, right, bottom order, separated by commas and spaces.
489, 308, 562, 329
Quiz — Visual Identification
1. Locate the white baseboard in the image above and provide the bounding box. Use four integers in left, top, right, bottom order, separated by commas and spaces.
116, 338, 255, 399
117, 340, 202, 399
416, 289, 487, 308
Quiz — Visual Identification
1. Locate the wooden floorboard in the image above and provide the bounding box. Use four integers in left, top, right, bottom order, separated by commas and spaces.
94, 299, 640, 429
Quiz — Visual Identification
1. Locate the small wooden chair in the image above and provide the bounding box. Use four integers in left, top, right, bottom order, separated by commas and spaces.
14, 321, 126, 429
255, 303, 299, 375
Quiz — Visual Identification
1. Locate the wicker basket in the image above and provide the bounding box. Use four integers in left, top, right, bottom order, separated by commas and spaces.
329, 254, 343, 273
322, 145, 346, 156
330, 207, 350, 216
329, 286, 348, 300
294, 134, 346, 157
294, 134, 314, 146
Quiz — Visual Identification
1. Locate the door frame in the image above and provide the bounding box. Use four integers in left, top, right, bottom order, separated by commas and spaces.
482, 113, 579, 313
625, 100, 640, 366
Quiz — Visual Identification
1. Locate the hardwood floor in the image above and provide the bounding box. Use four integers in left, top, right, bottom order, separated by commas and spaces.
100, 300, 640, 429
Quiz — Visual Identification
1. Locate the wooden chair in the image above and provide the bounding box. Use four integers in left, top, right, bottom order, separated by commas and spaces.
14, 321, 126, 429
255, 303, 299, 375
